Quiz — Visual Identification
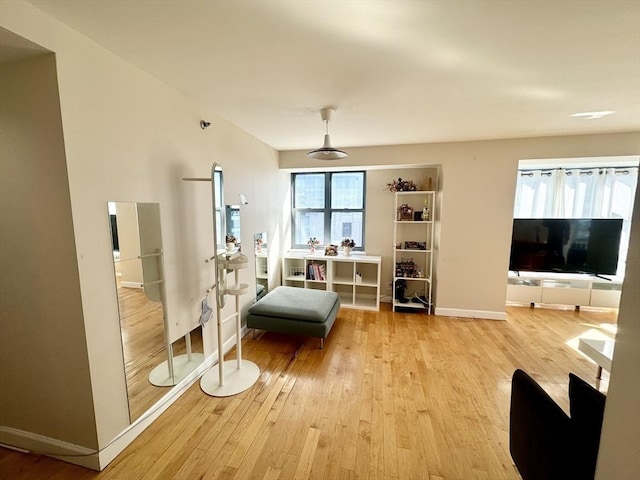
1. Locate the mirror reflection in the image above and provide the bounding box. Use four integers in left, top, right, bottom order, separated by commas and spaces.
157, 325, 204, 388
225, 205, 241, 253
213, 168, 225, 251
255, 232, 268, 300
109, 201, 203, 423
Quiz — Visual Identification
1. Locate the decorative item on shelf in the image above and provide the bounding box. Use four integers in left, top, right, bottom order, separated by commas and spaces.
395, 258, 423, 278
421, 198, 430, 221
419, 175, 434, 191
405, 241, 427, 250
394, 242, 402, 250
290, 266, 305, 277
341, 238, 356, 256
386, 178, 418, 192
325, 244, 338, 256
307, 236, 320, 254
255, 236, 263, 252
225, 234, 237, 253
396, 203, 414, 221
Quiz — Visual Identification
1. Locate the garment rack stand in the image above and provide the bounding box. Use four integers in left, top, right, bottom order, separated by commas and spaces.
183, 162, 260, 397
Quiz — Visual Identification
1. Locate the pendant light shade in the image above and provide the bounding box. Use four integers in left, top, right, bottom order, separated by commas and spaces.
307, 107, 348, 160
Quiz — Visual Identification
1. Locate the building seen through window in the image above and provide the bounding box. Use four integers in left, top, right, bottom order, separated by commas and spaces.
292, 171, 365, 250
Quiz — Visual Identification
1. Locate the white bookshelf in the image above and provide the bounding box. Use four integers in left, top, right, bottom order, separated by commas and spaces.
282, 253, 381, 311
392, 191, 435, 313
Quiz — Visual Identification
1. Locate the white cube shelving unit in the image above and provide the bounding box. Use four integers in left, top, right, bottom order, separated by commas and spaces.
282, 253, 381, 311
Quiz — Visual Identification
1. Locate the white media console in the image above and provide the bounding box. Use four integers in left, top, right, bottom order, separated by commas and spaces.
507, 272, 622, 309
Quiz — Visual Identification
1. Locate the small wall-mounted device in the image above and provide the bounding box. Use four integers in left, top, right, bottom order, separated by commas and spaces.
200, 120, 211, 129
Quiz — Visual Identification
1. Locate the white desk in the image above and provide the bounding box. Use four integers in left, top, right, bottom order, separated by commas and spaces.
578, 337, 615, 379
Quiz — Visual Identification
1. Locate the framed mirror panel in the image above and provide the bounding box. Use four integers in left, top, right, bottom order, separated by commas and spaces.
108, 201, 204, 423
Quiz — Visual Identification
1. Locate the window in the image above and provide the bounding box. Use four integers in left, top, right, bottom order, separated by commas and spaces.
514, 165, 638, 275
292, 171, 366, 250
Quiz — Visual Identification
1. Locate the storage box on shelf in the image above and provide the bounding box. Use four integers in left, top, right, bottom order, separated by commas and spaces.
506, 272, 622, 309
282, 256, 307, 288
393, 191, 435, 313
282, 253, 381, 311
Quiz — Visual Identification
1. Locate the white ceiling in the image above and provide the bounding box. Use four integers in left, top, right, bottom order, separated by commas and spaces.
13, 1, 640, 151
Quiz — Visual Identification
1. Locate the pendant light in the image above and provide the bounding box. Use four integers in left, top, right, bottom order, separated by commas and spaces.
307, 107, 348, 160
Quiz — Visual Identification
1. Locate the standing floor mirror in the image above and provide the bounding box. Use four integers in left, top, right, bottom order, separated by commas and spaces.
108, 201, 204, 422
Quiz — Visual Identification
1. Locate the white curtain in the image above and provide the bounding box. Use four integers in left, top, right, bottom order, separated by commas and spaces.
513, 169, 560, 218
514, 166, 638, 275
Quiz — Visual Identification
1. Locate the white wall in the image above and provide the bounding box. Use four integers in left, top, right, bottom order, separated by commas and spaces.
281, 133, 640, 319
0, 0, 289, 465
596, 184, 640, 480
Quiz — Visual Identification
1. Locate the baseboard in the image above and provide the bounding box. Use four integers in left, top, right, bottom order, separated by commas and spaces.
435, 307, 507, 321
120, 281, 143, 289
1, 326, 249, 471
0, 426, 101, 470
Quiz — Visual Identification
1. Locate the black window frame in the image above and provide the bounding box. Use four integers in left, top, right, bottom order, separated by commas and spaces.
291, 171, 366, 251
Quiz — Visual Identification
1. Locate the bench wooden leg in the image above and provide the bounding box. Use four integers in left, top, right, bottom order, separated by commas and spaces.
320, 338, 324, 349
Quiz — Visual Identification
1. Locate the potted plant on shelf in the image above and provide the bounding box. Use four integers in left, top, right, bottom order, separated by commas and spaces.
385, 178, 418, 192
341, 238, 356, 256
225, 234, 237, 253
307, 236, 320, 254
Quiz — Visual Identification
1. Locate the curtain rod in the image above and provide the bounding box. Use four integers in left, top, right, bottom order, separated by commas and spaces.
519, 166, 638, 172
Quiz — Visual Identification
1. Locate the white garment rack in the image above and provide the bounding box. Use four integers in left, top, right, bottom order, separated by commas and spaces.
183, 163, 260, 397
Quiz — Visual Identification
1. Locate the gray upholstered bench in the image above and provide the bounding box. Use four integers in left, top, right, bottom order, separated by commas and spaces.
247, 286, 340, 348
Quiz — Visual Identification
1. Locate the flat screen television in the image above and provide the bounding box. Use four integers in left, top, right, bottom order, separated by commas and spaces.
509, 218, 623, 276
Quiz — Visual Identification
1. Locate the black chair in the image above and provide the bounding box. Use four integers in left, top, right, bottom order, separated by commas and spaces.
509, 369, 606, 480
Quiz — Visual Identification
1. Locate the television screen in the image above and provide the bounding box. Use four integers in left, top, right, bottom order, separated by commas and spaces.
509, 218, 623, 275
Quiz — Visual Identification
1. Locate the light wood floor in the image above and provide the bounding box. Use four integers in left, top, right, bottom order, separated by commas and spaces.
0, 304, 616, 480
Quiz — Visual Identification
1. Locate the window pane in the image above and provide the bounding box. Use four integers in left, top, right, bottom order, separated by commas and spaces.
226, 206, 241, 243
295, 174, 325, 208
331, 172, 363, 209
215, 210, 224, 249
294, 211, 325, 245
331, 212, 363, 246
214, 170, 224, 209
